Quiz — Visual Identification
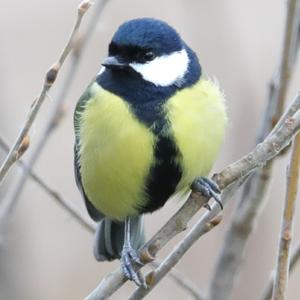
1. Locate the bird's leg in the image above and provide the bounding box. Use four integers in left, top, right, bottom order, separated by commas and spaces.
191, 177, 223, 210
120, 217, 144, 286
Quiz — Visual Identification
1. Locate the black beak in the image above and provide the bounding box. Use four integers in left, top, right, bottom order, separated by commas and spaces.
102, 56, 128, 70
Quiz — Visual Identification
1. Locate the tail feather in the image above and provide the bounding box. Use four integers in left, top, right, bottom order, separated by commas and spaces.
93, 216, 145, 261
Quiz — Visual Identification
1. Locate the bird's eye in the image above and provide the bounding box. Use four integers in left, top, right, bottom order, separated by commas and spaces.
144, 51, 156, 61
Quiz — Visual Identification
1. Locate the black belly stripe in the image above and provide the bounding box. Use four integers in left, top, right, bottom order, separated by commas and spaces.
139, 133, 182, 213
126, 97, 183, 214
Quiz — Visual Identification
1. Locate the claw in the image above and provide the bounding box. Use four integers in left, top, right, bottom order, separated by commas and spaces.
192, 177, 223, 210
203, 203, 212, 211
120, 217, 145, 286
121, 244, 144, 286
200, 177, 221, 193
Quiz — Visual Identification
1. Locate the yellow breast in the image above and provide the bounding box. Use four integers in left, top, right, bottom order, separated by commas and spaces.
166, 79, 227, 191
78, 83, 154, 220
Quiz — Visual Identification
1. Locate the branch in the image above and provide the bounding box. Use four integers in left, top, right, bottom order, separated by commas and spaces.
2, 0, 109, 220
0, 135, 95, 233
272, 134, 300, 300
128, 176, 255, 299
261, 240, 300, 300
208, 0, 300, 298
0, 0, 92, 184
128, 215, 222, 300
84, 92, 300, 300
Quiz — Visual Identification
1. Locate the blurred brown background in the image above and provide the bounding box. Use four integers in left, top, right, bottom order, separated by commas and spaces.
0, 0, 300, 299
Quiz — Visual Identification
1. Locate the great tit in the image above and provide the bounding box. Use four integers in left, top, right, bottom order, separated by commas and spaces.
74, 18, 227, 285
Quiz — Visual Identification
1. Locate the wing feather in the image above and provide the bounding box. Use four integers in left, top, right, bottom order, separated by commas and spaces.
73, 80, 104, 221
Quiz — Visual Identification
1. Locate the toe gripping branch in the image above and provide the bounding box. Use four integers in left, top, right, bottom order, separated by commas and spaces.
121, 217, 145, 287
191, 177, 223, 210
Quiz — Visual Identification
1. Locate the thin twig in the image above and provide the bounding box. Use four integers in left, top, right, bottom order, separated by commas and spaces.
208, 1, 300, 298
4, 0, 109, 219
261, 240, 300, 300
0, 135, 95, 233
272, 134, 300, 300
84, 92, 300, 300
0, 0, 92, 184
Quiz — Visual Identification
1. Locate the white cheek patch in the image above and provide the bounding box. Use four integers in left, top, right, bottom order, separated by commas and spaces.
130, 49, 189, 87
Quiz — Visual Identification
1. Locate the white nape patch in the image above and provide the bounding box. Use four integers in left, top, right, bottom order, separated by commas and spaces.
97, 66, 106, 75
130, 49, 189, 87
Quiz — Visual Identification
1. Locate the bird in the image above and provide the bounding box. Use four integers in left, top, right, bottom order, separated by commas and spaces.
73, 17, 227, 286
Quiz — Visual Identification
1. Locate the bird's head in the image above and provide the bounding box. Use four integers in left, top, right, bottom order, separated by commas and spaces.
101, 18, 199, 88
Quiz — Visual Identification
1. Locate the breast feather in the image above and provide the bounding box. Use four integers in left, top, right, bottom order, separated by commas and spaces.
166, 79, 227, 191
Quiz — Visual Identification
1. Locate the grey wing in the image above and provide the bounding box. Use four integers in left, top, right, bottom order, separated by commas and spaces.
73, 80, 104, 222
74, 140, 104, 222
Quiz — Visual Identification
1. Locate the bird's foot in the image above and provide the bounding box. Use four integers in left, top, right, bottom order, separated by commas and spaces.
191, 177, 223, 210
121, 242, 145, 286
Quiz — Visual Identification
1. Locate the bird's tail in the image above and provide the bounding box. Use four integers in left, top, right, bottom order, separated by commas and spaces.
93, 216, 145, 261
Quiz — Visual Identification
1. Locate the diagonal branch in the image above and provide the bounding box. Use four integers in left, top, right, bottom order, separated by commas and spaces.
0, 0, 92, 184
128, 215, 223, 300
128, 177, 251, 300
84, 92, 300, 300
